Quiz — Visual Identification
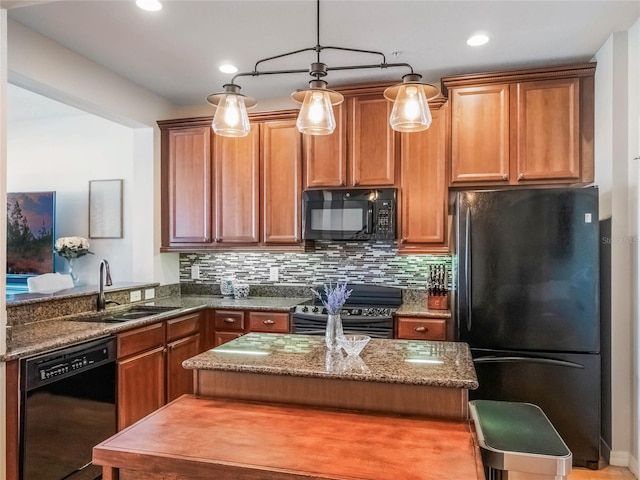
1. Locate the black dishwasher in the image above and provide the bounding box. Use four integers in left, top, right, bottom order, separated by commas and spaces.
20, 336, 117, 480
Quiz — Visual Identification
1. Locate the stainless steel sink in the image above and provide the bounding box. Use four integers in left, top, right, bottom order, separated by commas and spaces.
74, 305, 182, 323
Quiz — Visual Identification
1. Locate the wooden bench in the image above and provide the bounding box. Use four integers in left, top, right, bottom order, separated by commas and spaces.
469, 400, 572, 480
94, 394, 483, 480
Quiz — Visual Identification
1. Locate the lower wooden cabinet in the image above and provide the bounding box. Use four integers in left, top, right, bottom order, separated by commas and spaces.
396, 316, 447, 341
205, 308, 291, 348
116, 312, 203, 430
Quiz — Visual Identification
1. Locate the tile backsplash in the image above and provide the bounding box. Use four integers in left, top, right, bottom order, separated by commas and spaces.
180, 241, 452, 290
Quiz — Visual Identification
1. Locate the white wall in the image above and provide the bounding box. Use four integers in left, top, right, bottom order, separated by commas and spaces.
6, 17, 181, 288
594, 19, 640, 474
630, 17, 640, 477
7, 85, 136, 285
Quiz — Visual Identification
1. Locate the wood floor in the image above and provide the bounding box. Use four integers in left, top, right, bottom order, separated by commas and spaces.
569, 466, 636, 479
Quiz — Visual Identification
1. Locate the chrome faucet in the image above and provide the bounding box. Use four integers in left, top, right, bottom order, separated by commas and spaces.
97, 259, 113, 311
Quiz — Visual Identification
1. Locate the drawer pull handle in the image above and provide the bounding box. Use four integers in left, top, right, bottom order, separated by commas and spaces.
502, 174, 508, 180
263, 319, 275, 325
224, 318, 236, 324
414, 326, 428, 332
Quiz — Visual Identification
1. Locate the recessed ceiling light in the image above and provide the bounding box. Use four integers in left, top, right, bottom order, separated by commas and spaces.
136, 0, 162, 12
219, 64, 239, 74
467, 34, 489, 47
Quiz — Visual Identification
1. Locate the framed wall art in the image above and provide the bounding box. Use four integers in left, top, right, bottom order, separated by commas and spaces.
6, 191, 56, 277
89, 179, 123, 239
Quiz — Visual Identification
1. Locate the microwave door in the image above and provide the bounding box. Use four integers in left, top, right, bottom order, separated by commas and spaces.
305, 200, 369, 240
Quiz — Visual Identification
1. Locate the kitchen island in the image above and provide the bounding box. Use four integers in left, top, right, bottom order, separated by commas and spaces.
183, 332, 478, 419
94, 334, 481, 480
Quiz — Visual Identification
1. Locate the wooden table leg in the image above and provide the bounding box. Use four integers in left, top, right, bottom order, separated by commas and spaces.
102, 466, 119, 480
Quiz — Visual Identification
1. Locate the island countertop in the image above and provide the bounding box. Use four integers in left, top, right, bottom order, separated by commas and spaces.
183, 332, 479, 389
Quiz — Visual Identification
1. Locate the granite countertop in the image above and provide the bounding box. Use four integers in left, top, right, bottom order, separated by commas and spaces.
2, 295, 311, 361
184, 332, 478, 389
395, 303, 452, 318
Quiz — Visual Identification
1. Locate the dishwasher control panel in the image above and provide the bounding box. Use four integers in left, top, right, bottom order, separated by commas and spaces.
22, 336, 116, 391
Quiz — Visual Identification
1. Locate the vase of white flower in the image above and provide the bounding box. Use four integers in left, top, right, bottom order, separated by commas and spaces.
311, 282, 352, 350
54, 236, 94, 285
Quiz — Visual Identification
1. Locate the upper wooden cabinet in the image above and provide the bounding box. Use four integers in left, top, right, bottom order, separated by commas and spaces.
304, 83, 396, 188
214, 125, 260, 243
443, 63, 595, 187
159, 112, 303, 251
164, 125, 213, 244
398, 100, 449, 253
261, 120, 302, 245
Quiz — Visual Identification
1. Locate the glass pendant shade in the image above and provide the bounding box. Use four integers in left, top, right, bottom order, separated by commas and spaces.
211, 94, 251, 137
296, 90, 337, 135
389, 84, 432, 133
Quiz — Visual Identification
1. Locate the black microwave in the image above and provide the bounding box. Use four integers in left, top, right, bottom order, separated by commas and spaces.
302, 188, 397, 241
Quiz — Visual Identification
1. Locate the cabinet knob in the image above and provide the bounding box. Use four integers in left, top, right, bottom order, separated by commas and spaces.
263, 319, 275, 325
502, 174, 508, 180
353, 179, 360, 186
214, 237, 220, 243
162, 347, 168, 354
414, 326, 427, 332
518, 173, 525, 180
340, 181, 346, 187
224, 317, 236, 324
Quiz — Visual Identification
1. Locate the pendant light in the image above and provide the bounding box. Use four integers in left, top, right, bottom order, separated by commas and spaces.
384, 74, 439, 133
291, 72, 344, 135
207, 0, 439, 137
206, 84, 256, 138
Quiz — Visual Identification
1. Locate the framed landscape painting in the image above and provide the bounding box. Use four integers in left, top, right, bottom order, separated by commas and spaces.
6, 191, 56, 276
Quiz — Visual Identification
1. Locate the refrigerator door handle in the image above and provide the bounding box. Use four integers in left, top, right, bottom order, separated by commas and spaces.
465, 207, 472, 331
474, 356, 584, 369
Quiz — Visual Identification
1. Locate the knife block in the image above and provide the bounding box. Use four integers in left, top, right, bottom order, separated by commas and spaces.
427, 294, 448, 310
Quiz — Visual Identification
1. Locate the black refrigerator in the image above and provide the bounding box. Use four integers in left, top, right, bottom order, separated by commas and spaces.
456, 187, 601, 469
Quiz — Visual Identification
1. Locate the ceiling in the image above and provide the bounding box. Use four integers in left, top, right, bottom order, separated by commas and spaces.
6, 0, 640, 109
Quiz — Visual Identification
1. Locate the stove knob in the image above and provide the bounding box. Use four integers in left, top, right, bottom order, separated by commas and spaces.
302, 306, 308, 313
312, 306, 319, 313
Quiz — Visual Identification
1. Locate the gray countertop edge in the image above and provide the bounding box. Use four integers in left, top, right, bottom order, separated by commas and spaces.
2, 295, 311, 361
183, 360, 478, 389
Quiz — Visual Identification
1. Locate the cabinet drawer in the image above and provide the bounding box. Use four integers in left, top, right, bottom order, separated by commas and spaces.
214, 310, 245, 332
117, 322, 165, 359
396, 317, 446, 341
248, 312, 290, 333
166, 312, 201, 342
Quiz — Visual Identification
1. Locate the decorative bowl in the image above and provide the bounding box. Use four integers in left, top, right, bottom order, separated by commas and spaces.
337, 335, 371, 356
233, 283, 250, 299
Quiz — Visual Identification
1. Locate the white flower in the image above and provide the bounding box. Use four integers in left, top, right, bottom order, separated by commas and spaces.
54, 236, 93, 259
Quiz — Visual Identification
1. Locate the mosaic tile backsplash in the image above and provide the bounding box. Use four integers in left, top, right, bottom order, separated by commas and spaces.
180, 241, 452, 291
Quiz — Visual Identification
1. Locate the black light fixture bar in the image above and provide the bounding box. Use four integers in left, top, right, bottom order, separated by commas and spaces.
208, 0, 438, 137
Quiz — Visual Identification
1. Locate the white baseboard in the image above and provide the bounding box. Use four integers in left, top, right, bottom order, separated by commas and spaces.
610, 450, 631, 467
629, 454, 639, 477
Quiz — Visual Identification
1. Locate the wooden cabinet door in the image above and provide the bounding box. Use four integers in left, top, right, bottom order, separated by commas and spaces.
303, 102, 347, 188
166, 333, 200, 402
167, 127, 212, 243
450, 84, 510, 184
399, 106, 448, 252
214, 126, 260, 243
261, 120, 302, 244
117, 347, 165, 430
513, 78, 581, 182
349, 95, 396, 186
